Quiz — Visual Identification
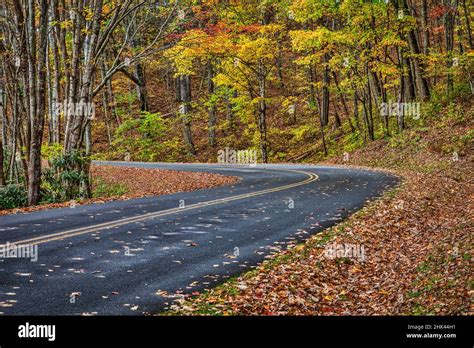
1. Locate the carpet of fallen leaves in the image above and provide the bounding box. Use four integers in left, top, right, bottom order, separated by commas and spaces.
169, 103, 473, 316
90, 165, 238, 197
0, 165, 238, 215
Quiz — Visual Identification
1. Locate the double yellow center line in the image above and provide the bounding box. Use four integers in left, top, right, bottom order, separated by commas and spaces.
2, 168, 318, 247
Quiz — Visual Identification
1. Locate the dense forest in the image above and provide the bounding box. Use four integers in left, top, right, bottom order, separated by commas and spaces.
0, 0, 472, 208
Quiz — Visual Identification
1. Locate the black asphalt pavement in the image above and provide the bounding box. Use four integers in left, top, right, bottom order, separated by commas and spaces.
0, 162, 399, 315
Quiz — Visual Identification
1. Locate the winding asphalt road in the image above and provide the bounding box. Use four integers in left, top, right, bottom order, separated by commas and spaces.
0, 162, 398, 315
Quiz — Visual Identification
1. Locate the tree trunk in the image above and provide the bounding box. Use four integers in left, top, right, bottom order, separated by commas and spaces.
0, 86, 7, 153
461, 0, 473, 49
83, 121, 92, 198
398, 48, 406, 132
314, 93, 327, 156
320, 53, 330, 127
352, 93, 362, 136
63, 0, 84, 149
178, 75, 196, 155
257, 60, 268, 163
363, 63, 375, 141
207, 61, 217, 147
381, 80, 390, 136
100, 61, 113, 145
334, 110, 342, 129
0, 81, 5, 185
361, 96, 374, 141
0, 133, 4, 186
444, 0, 455, 95
402, 0, 431, 101
65, 0, 101, 152
8, 102, 17, 182
421, 0, 430, 55
398, 44, 416, 104
103, 60, 120, 126
48, 2, 60, 144
135, 63, 149, 112
27, 0, 49, 205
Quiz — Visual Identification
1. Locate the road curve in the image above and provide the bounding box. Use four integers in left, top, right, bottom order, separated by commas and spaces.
0, 162, 398, 315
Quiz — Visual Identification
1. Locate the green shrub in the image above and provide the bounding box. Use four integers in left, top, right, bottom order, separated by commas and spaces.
113, 111, 166, 161
42, 150, 90, 202
343, 130, 364, 153
0, 184, 28, 210
41, 143, 63, 161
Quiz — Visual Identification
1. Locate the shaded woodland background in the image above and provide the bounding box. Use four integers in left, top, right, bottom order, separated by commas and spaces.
0, 0, 472, 208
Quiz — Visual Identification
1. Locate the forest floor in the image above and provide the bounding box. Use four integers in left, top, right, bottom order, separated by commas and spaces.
0, 165, 238, 216
167, 104, 473, 315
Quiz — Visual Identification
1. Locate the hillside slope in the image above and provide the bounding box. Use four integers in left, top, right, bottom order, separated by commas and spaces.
167, 100, 473, 315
